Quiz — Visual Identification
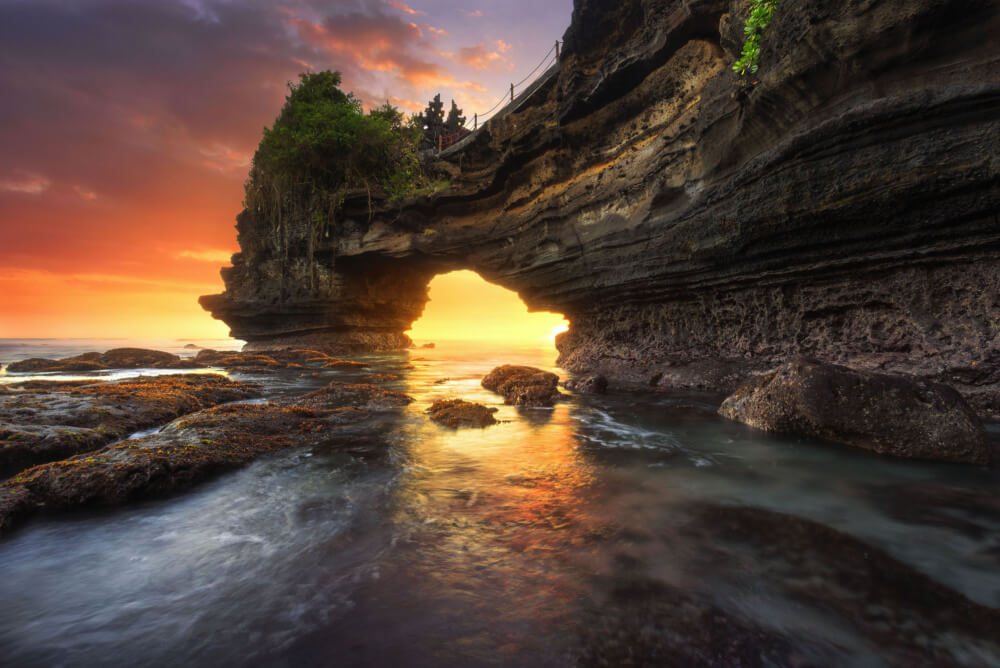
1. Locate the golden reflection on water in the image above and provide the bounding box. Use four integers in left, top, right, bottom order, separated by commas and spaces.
390, 355, 600, 646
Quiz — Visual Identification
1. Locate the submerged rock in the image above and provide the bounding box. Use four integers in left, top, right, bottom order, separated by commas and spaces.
682, 503, 1000, 664
427, 399, 498, 428
482, 365, 561, 407
194, 348, 367, 371
563, 375, 608, 395
0, 374, 261, 478
0, 382, 414, 534
303, 383, 413, 410
719, 357, 989, 464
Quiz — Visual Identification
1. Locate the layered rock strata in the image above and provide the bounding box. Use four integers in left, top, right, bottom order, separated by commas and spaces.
201, 0, 1000, 414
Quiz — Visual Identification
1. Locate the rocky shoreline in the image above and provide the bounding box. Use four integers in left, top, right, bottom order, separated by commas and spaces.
2, 349, 992, 538
0, 374, 413, 535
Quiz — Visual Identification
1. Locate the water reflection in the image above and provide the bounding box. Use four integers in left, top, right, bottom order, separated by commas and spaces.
0, 341, 998, 666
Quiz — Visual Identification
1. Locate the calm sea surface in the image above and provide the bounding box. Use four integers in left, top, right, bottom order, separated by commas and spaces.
0, 338, 998, 666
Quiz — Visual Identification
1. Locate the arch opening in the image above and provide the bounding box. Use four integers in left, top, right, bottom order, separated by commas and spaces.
406, 271, 568, 346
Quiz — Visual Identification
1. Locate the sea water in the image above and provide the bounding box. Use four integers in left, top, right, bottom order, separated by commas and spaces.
0, 339, 998, 666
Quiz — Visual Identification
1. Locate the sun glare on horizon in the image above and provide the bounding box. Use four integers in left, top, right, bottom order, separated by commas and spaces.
406, 271, 568, 346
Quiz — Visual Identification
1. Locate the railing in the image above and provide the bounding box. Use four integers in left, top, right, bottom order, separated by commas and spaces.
435, 40, 562, 154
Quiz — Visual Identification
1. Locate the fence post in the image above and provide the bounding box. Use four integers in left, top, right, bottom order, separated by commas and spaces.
510, 83, 514, 103
474, 113, 478, 130
555, 40, 560, 60
438, 134, 442, 154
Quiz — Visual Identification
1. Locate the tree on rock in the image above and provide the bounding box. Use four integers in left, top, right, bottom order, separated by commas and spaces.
244, 70, 428, 231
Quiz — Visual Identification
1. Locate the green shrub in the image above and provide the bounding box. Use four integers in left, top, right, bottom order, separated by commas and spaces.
733, 0, 778, 76
244, 71, 428, 231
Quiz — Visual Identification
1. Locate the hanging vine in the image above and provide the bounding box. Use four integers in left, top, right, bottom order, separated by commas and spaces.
733, 0, 779, 76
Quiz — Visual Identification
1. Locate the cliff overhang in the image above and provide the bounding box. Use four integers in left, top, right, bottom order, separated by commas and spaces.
201, 0, 1000, 415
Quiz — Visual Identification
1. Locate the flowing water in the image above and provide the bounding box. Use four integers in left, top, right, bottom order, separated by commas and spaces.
1, 339, 999, 666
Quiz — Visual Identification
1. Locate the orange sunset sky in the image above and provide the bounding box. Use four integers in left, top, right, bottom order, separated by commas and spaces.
0, 0, 572, 342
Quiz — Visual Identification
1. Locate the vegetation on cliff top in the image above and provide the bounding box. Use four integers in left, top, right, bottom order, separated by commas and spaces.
244, 71, 427, 231
733, 0, 778, 75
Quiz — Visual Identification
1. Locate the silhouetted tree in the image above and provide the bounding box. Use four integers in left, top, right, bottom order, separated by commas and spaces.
420, 93, 445, 147
444, 100, 466, 135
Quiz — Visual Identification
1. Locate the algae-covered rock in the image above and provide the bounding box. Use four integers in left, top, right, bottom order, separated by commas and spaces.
482, 365, 561, 407
427, 399, 498, 428
0, 374, 262, 477
719, 357, 989, 464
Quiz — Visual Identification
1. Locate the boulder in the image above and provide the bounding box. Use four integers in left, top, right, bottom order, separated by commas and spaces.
427, 399, 498, 428
481, 365, 561, 407
719, 357, 990, 465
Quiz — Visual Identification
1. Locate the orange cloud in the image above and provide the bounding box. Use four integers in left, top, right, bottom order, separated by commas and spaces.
0, 172, 50, 195
387, 1, 424, 16
199, 143, 251, 174
73, 185, 98, 201
177, 249, 234, 263
456, 44, 508, 71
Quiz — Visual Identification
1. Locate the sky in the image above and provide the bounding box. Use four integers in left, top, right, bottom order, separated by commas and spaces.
407, 271, 568, 345
0, 0, 572, 340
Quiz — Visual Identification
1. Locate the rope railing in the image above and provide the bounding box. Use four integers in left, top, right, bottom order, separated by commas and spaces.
435, 40, 562, 154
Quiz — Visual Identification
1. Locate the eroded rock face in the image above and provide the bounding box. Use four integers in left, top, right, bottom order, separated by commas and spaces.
563, 375, 608, 395
719, 357, 990, 464
201, 0, 1000, 414
0, 374, 262, 478
0, 383, 413, 534
482, 366, 562, 407
427, 399, 499, 428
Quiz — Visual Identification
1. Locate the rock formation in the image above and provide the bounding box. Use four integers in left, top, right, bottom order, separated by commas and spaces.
201, 0, 1000, 415
0, 375, 261, 478
719, 356, 990, 464
427, 399, 499, 428
0, 383, 413, 535
482, 365, 562, 407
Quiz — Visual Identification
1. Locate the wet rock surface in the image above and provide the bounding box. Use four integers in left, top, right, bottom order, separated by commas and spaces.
194, 348, 368, 372
563, 375, 608, 395
0, 374, 261, 478
482, 366, 561, 407
577, 576, 804, 668
302, 383, 414, 411
0, 383, 413, 535
3, 347, 369, 375
681, 503, 1000, 665
427, 400, 499, 428
719, 357, 990, 464
5, 348, 198, 373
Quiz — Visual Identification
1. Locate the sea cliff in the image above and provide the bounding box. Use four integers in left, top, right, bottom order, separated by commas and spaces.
201, 0, 1000, 415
